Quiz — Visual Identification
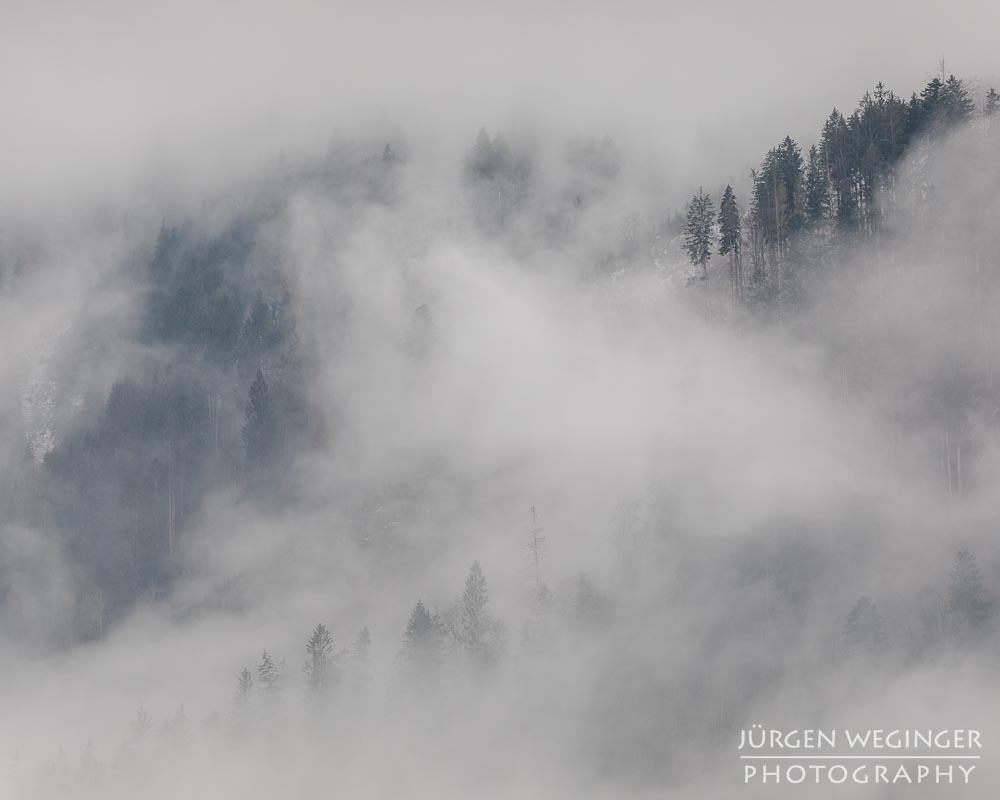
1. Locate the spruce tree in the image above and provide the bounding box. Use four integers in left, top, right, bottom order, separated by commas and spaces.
804, 145, 827, 225
231, 669, 254, 732
302, 623, 339, 694
457, 561, 504, 667
940, 75, 975, 125
258, 649, 282, 696
948, 549, 992, 637
575, 572, 612, 630
399, 599, 444, 686
843, 596, 888, 656
236, 667, 253, 700
349, 627, 372, 685
985, 88, 1000, 135
718, 185, 742, 303
242, 369, 277, 471
684, 188, 715, 279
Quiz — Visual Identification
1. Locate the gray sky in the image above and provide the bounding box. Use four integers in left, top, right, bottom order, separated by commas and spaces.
2, 0, 998, 213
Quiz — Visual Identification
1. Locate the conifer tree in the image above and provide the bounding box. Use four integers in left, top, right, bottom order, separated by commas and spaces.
236, 667, 253, 700
718, 185, 743, 303
843, 596, 888, 656
258, 650, 282, 696
399, 599, 444, 686
684, 188, 715, 279
231, 670, 254, 732
948, 549, 992, 637
985, 88, 1000, 135
243, 369, 277, 471
457, 561, 504, 667
575, 572, 612, 630
302, 623, 339, 694
804, 145, 827, 225
349, 627, 372, 685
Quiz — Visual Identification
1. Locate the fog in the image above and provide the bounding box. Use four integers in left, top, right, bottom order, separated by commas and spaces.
1, 1, 1000, 797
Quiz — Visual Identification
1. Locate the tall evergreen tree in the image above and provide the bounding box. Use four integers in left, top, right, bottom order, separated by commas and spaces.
231, 668, 254, 732
948, 548, 992, 637
684, 188, 715, 279
399, 599, 444, 686
242, 369, 277, 471
843, 596, 888, 656
258, 650, 282, 696
349, 626, 372, 685
984, 88, 1000, 134
939, 75, 975, 125
804, 144, 827, 225
718, 185, 743, 303
457, 561, 504, 667
302, 623, 339, 693
575, 572, 612, 630
819, 110, 855, 230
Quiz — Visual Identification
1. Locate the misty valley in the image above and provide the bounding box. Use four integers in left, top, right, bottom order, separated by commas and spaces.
1, 53, 1000, 799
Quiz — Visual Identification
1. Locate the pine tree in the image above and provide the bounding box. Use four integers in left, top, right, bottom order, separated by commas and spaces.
804, 145, 827, 225
258, 649, 282, 696
231, 669, 254, 733
349, 626, 372, 685
242, 369, 277, 471
985, 88, 1000, 135
457, 561, 504, 667
236, 667, 253, 700
684, 188, 714, 279
948, 548, 992, 637
302, 623, 339, 693
939, 75, 975, 125
399, 599, 444, 686
130, 703, 153, 741
718, 185, 742, 303
150, 224, 178, 279
575, 572, 612, 630
843, 596, 888, 656
819, 109, 855, 230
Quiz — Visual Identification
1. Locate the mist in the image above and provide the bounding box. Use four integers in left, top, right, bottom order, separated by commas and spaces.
2, 1, 1000, 797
